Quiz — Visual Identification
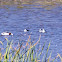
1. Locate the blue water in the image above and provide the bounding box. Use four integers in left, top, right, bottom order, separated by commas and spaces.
0, 4, 62, 61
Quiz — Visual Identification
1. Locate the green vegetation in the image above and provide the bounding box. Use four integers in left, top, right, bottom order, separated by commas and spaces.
0, 35, 62, 62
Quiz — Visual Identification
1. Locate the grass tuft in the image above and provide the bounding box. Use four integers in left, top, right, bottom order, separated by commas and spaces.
0, 36, 61, 62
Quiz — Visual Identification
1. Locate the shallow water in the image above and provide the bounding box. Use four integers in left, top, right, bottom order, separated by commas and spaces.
0, 4, 62, 61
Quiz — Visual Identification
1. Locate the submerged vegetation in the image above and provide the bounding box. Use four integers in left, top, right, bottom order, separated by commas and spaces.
0, 35, 62, 62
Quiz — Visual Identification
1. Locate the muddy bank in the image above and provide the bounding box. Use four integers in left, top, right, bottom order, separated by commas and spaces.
0, 0, 62, 5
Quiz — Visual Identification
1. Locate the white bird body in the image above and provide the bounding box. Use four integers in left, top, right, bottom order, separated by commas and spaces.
39, 29, 45, 33
24, 29, 29, 32
1, 32, 13, 35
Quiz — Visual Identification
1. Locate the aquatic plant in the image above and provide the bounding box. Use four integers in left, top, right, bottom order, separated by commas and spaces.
0, 35, 62, 62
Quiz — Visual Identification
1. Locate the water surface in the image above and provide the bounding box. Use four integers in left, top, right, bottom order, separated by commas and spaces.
0, 4, 62, 61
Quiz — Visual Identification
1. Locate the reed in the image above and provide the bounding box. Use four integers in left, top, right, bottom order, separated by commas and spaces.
0, 35, 62, 62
